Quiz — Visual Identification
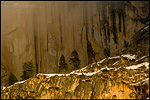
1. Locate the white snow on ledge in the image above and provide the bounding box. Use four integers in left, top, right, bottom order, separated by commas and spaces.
37, 66, 112, 78
16, 79, 29, 84
125, 62, 149, 70
112, 61, 119, 66
144, 25, 149, 29
36, 73, 70, 78
121, 54, 136, 60
7, 79, 29, 89
97, 58, 106, 64
130, 78, 149, 86
135, 55, 149, 62
97, 55, 120, 64
108, 56, 120, 59
69, 66, 88, 74
2, 87, 6, 90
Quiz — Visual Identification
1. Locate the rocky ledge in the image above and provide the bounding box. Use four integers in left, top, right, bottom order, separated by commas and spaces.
1, 54, 149, 99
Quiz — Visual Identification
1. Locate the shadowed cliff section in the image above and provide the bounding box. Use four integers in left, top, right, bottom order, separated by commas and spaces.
122, 22, 149, 59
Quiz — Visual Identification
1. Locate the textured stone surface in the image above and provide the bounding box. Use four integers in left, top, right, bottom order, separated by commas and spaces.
1, 1, 149, 84
1, 54, 149, 99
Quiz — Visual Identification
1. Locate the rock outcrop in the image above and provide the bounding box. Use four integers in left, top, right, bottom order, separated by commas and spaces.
1, 54, 149, 99
1, 1, 149, 86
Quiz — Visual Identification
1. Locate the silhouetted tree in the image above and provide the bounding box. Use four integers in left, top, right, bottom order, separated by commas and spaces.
21, 60, 36, 80
59, 54, 68, 73
87, 40, 95, 64
69, 50, 81, 71
8, 72, 18, 86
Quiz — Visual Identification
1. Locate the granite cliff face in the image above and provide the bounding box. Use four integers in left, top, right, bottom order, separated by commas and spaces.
1, 54, 149, 99
1, 1, 149, 84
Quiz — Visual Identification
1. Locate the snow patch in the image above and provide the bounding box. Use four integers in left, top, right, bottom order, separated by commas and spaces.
114, 66, 122, 71
80, 66, 88, 71
128, 77, 133, 79
130, 78, 149, 86
97, 63, 100, 66
46, 87, 49, 89
134, 73, 148, 77
91, 62, 96, 67
70, 66, 88, 74
125, 62, 149, 70
144, 25, 149, 29
106, 66, 114, 70
70, 67, 108, 77
121, 54, 136, 60
16, 79, 29, 84
7, 85, 13, 89
2, 87, 6, 90
97, 58, 106, 64
146, 22, 149, 24
37, 73, 69, 78
135, 55, 149, 62
112, 61, 119, 66
108, 56, 120, 59
7, 79, 29, 88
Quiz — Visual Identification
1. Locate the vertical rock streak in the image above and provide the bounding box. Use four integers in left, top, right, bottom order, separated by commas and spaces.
59, 5, 63, 51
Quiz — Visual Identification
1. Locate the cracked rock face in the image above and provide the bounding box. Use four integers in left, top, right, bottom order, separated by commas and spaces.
1, 1, 149, 84
1, 54, 149, 99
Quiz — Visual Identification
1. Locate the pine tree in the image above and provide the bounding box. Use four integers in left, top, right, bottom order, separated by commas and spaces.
87, 40, 95, 64
59, 54, 68, 73
21, 60, 36, 80
69, 50, 81, 71
8, 72, 18, 86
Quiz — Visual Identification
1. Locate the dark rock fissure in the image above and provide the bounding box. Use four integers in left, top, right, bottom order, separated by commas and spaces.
90, 81, 96, 99
38, 20, 42, 73
33, 14, 39, 74
103, 24, 108, 47
59, 6, 62, 50
107, 17, 110, 43
111, 10, 118, 44
122, 14, 126, 37
92, 17, 94, 39
34, 32, 38, 74
124, 41, 127, 48
81, 24, 84, 44
118, 11, 122, 32
99, 11, 102, 38
84, 6, 88, 41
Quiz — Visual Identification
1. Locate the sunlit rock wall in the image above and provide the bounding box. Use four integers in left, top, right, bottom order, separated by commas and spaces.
1, 1, 149, 83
